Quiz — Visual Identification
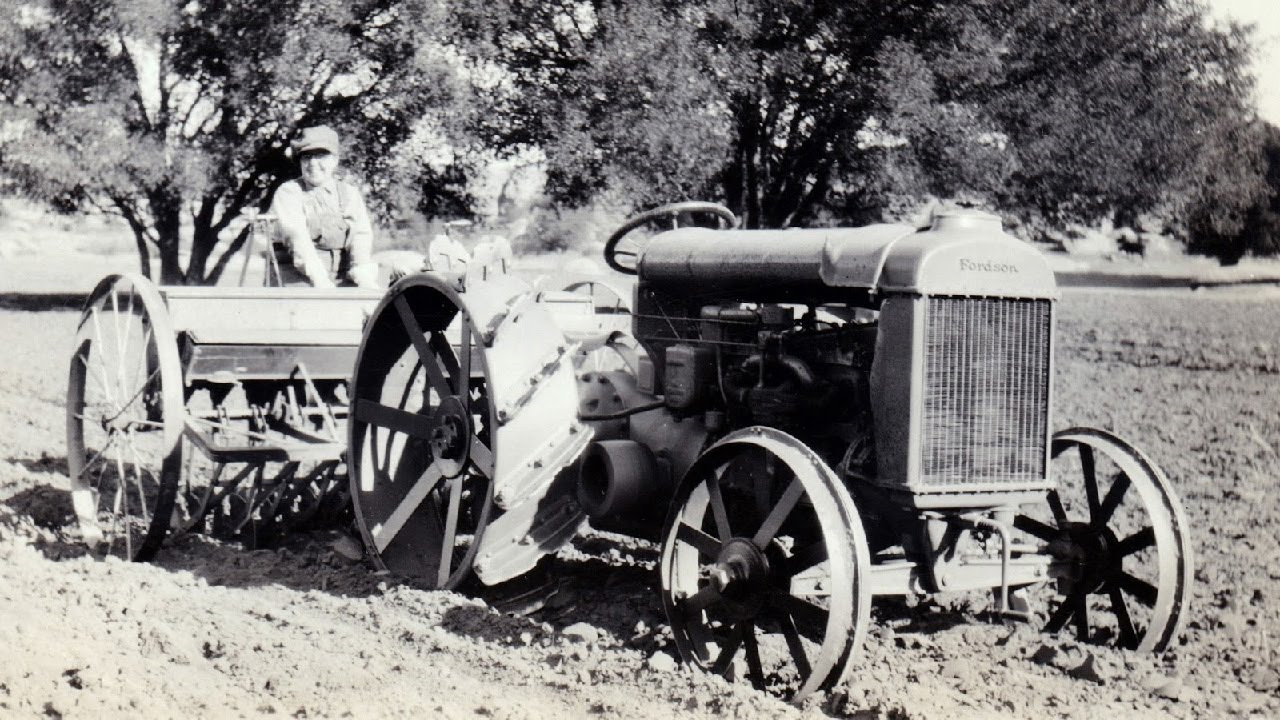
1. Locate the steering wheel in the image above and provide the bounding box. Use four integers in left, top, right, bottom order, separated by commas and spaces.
603, 201, 737, 275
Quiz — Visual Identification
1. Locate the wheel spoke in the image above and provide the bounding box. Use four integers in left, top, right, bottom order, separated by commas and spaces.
427, 333, 462, 391
705, 474, 732, 542
111, 290, 128, 400
1116, 572, 1159, 607
1080, 444, 1100, 517
111, 443, 131, 558
1116, 526, 1155, 558
683, 583, 722, 615
676, 522, 722, 559
785, 541, 828, 578
768, 590, 829, 637
1014, 514, 1059, 541
742, 622, 765, 688
354, 399, 434, 439
456, 319, 472, 402
468, 437, 495, 478
120, 292, 140, 392
1046, 588, 1080, 633
1094, 473, 1132, 528
1073, 590, 1090, 641
123, 435, 151, 524
370, 464, 444, 552
103, 367, 162, 426
1047, 490, 1068, 525
709, 623, 745, 675
752, 477, 804, 548
436, 475, 464, 586
1109, 586, 1139, 648
76, 438, 117, 480
393, 295, 453, 398
88, 307, 119, 407
777, 612, 812, 679
132, 324, 153, 400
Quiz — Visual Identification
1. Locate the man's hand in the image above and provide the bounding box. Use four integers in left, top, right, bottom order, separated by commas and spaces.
347, 262, 384, 289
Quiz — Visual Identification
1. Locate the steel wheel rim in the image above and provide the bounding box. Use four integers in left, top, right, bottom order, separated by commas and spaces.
66, 274, 183, 561
1018, 427, 1192, 652
660, 426, 870, 701
349, 281, 498, 590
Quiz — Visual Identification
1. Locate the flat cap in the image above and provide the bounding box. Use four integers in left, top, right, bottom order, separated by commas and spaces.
292, 125, 340, 156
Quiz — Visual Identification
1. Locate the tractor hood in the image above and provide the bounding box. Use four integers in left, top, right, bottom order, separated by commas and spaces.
638, 210, 1058, 299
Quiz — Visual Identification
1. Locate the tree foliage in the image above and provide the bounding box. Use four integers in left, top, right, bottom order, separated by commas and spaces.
1186, 121, 1280, 263
2, 0, 1270, 267
0, 0, 467, 283
457, 0, 1267, 253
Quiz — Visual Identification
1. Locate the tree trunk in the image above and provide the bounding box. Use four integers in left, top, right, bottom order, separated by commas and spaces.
205, 225, 253, 286
186, 225, 216, 285
185, 196, 223, 284
148, 187, 185, 284
133, 230, 152, 279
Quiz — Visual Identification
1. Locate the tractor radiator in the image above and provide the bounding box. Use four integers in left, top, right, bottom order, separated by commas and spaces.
918, 297, 1051, 486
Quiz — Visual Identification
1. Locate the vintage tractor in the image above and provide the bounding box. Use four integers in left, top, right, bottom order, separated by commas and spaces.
66, 201, 1191, 702
347, 202, 1192, 700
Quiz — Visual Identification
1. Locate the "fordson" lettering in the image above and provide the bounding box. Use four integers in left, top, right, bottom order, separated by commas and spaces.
959, 258, 1019, 273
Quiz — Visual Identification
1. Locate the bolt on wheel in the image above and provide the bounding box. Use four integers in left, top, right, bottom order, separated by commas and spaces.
1016, 427, 1192, 651
660, 427, 870, 701
66, 274, 183, 560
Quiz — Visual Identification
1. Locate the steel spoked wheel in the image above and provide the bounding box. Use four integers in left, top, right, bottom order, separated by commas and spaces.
66, 274, 184, 560
1017, 427, 1192, 652
349, 279, 497, 590
660, 427, 870, 701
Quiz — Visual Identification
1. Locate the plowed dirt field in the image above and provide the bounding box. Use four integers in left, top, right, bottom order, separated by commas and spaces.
1, 286, 1277, 719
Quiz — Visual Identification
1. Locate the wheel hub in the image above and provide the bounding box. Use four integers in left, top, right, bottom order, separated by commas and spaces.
706, 538, 772, 619
430, 395, 471, 478
1057, 521, 1122, 592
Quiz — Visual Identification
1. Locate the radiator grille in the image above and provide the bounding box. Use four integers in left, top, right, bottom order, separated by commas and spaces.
919, 297, 1051, 486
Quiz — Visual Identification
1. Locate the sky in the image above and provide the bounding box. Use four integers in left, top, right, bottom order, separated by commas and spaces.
1210, 0, 1280, 124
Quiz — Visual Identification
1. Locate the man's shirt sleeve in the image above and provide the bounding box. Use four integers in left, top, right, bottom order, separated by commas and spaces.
270, 182, 335, 288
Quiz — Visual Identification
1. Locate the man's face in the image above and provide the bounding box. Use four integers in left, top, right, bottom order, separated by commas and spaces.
300, 150, 339, 187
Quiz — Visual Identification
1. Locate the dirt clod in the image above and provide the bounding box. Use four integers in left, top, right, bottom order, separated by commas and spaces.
563, 622, 599, 644
1067, 653, 1107, 685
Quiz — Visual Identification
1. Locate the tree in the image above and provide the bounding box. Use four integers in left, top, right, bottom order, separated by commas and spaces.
1185, 121, 1280, 263
456, 0, 735, 212
457, 0, 1267, 251
0, 0, 468, 284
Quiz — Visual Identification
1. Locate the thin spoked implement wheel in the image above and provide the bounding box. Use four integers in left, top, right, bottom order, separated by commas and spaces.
66, 274, 184, 560
659, 426, 871, 701
1016, 427, 1192, 652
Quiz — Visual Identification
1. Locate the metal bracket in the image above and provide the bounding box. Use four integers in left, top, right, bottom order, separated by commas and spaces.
481, 291, 537, 347
494, 342, 577, 425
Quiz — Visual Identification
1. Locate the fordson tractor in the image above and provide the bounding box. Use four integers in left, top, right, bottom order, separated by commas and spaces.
69, 201, 1190, 701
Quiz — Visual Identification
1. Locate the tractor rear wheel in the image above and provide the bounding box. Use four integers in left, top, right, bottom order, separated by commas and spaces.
350, 268, 593, 590
348, 278, 498, 590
